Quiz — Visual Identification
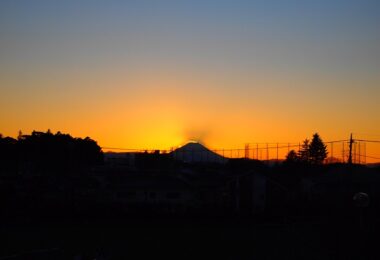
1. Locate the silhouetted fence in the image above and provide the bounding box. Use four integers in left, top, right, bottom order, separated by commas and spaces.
102, 138, 380, 164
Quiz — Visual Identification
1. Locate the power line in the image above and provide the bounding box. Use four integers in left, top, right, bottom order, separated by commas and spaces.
358, 154, 380, 160
101, 138, 380, 163
102, 140, 355, 152
325, 140, 350, 143
354, 139, 380, 143
102, 147, 146, 151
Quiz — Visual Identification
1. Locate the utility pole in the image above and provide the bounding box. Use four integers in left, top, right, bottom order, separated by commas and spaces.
245, 144, 249, 159
276, 143, 279, 161
348, 133, 354, 165
256, 144, 259, 160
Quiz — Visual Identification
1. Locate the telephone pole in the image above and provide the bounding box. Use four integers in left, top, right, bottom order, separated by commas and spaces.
348, 133, 354, 165
245, 144, 249, 159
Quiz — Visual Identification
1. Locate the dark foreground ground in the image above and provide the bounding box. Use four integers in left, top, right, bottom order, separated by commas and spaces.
2, 216, 379, 260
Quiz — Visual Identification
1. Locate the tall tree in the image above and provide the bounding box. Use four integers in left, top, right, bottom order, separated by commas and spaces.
298, 139, 310, 163
309, 133, 328, 164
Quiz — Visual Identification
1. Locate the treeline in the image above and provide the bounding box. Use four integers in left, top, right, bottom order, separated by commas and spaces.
285, 133, 328, 165
0, 130, 103, 175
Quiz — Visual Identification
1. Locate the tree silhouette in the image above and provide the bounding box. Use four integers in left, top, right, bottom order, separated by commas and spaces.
285, 150, 299, 164
285, 133, 328, 165
16, 130, 103, 174
298, 139, 310, 163
309, 133, 328, 164
0, 134, 18, 173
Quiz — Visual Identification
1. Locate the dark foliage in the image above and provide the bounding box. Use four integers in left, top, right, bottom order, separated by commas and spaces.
284, 149, 298, 164
309, 133, 328, 164
0, 130, 103, 175
0, 136, 18, 173
298, 138, 310, 163
285, 133, 328, 165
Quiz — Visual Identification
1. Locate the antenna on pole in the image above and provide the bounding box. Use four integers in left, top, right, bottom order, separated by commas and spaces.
348, 133, 354, 165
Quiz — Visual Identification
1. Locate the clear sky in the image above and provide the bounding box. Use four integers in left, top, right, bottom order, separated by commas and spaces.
1, 0, 379, 158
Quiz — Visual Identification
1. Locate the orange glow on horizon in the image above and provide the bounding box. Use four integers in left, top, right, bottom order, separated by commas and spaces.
1, 70, 380, 162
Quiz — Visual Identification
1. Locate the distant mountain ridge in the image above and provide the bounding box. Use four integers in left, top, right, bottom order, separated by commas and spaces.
171, 142, 228, 164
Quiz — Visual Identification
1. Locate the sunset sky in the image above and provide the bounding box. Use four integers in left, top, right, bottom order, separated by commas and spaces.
1, 0, 379, 158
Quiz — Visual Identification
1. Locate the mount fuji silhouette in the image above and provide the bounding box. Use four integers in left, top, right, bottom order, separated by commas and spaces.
171, 142, 228, 163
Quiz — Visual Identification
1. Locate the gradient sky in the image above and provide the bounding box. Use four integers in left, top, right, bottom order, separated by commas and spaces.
1, 0, 379, 157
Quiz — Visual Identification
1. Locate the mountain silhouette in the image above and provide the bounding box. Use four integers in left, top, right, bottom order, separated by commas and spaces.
171, 142, 227, 163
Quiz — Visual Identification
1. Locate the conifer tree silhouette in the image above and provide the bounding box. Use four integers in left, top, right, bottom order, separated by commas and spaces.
309, 133, 328, 164
298, 139, 310, 163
